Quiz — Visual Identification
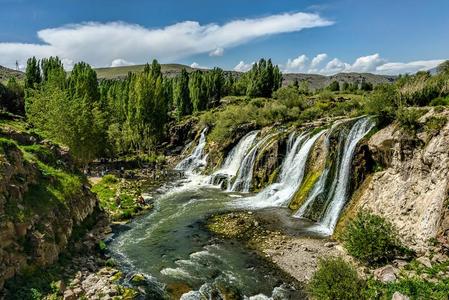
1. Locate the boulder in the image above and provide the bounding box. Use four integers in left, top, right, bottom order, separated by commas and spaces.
392, 291, 410, 300
374, 265, 397, 283
416, 256, 432, 268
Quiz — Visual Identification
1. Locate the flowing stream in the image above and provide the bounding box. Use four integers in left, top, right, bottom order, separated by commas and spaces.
109, 117, 374, 298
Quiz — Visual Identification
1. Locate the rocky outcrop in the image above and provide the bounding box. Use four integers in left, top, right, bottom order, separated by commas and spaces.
252, 132, 286, 191
350, 109, 449, 253
0, 129, 100, 289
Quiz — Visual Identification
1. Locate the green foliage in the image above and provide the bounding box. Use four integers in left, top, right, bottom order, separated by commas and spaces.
308, 257, 366, 300
436, 60, 449, 75
0, 77, 25, 115
429, 95, 449, 106
239, 58, 282, 98
396, 108, 427, 132
327, 80, 340, 92
342, 211, 406, 265
365, 84, 400, 125
91, 174, 148, 221
25, 56, 41, 89
366, 274, 449, 300
173, 68, 192, 119
424, 116, 447, 136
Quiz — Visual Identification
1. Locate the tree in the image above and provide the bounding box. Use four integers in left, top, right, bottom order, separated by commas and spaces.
173, 69, 191, 118
24, 57, 41, 89
189, 70, 207, 112
437, 60, 449, 75
327, 80, 340, 92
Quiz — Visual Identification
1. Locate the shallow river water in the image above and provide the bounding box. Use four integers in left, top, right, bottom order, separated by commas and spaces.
108, 175, 306, 299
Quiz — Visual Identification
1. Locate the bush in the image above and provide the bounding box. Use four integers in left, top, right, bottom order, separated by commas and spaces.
342, 211, 405, 265
430, 96, 449, 106
364, 84, 399, 125
396, 108, 426, 132
308, 257, 366, 300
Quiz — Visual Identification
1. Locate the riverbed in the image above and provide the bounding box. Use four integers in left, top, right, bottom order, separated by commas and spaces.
108, 175, 306, 299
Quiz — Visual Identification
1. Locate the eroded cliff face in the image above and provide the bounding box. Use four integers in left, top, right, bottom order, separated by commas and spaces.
0, 127, 100, 289
349, 109, 449, 253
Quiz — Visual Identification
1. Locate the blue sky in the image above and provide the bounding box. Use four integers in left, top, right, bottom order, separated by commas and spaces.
0, 0, 448, 74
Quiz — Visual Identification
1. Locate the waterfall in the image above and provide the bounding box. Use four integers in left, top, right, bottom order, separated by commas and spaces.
307, 117, 375, 235
175, 128, 208, 173
293, 168, 330, 218
210, 130, 259, 189
238, 130, 326, 208
229, 133, 276, 193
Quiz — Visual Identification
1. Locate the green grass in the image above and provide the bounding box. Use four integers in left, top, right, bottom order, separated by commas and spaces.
91, 174, 150, 221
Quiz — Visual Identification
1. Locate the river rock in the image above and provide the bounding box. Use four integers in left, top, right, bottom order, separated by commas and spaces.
374, 265, 397, 283
392, 291, 410, 300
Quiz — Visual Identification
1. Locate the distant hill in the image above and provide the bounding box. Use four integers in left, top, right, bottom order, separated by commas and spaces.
94, 63, 198, 80
282, 72, 396, 90
96, 64, 395, 90
0, 63, 395, 90
0, 65, 24, 83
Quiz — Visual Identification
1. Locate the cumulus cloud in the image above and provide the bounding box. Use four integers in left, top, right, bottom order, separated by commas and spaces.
190, 62, 209, 69
282, 52, 445, 75
234, 61, 253, 72
285, 54, 309, 72
209, 47, 224, 57
111, 58, 134, 67
350, 53, 385, 73
310, 53, 327, 68
0, 12, 333, 69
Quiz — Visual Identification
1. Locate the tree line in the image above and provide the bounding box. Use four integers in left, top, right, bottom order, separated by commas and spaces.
23, 57, 283, 162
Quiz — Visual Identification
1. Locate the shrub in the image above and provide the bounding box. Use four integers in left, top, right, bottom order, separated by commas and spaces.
396, 108, 426, 132
364, 84, 399, 125
342, 211, 405, 265
308, 257, 366, 300
430, 96, 449, 106
424, 116, 447, 136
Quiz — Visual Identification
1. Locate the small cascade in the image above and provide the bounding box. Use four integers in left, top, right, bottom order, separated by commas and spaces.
302, 117, 375, 235
239, 130, 326, 208
175, 128, 208, 173
293, 168, 330, 218
209, 131, 259, 189
229, 133, 276, 193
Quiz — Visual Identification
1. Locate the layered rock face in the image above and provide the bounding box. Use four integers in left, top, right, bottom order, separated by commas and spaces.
0, 129, 99, 289
354, 109, 449, 253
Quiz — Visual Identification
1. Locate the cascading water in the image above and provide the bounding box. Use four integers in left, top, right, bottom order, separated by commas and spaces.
293, 168, 330, 218
175, 128, 208, 173
229, 133, 276, 193
209, 130, 259, 189
303, 117, 375, 235
238, 130, 326, 208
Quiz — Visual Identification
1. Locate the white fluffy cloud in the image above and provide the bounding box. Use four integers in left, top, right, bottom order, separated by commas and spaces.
310, 53, 327, 68
209, 47, 224, 57
190, 62, 209, 69
110, 58, 134, 67
282, 53, 445, 75
0, 12, 332, 69
285, 54, 308, 72
234, 61, 253, 72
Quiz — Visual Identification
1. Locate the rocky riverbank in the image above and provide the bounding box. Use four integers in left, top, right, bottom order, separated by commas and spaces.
207, 211, 341, 285
207, 210, 449, 300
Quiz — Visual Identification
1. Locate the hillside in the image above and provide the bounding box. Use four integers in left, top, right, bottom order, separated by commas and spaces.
95, 63, 395, 89
94, 63, 198, 79
0, 66, 24, 83
0, 63, 394, 90
282, 72, 396, 90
